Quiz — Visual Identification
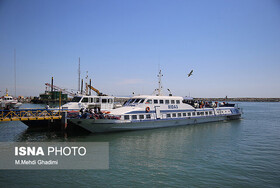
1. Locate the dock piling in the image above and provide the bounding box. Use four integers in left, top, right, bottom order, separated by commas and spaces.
61, 111, 67, 130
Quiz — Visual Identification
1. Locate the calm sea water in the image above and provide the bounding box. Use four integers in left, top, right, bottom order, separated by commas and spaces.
0, 102, 279, 187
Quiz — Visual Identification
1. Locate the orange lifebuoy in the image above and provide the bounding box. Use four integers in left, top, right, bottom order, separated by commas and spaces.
146, 107, 150, 113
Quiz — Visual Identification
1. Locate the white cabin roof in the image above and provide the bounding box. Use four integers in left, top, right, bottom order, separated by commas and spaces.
74, 95, 114, 99
131, 95, 183, 100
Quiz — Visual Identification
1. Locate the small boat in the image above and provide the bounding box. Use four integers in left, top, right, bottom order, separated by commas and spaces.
0, 89, 22, 109
68, 71, 242, 133
61, 81, 122, 112
61, 95, 116, 111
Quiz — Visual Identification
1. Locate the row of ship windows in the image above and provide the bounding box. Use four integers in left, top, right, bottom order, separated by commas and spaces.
146, 99, 181, 105
124, 111, 214, 120
167, 111, 213, 117
3, 98, 13, 101
81, 98, 113, 104
126, 98, 181, 105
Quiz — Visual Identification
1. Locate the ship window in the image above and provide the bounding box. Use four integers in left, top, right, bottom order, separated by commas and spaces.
159, 100, 164, 104
188, 112, 191, 116
94, 98, 100, 103
90, 98, 93, 103
109, 99, 113, 103
192, 112, 196, 116
172, 113, 176, 117
205, 112, 208, 115
178, 113, 182, 117
183, 113, 186, 117
197, 112, 200, 116
209, 111, 213, 115
132, 115, 137, 120
167, 114, 171, 118
139, 115, 144, 119
72, 97, 82, 102
135, 98, 141, 103
102, 99, 107, 103
124, 115, 130, 120
176, 100, 180, 104
171, 100, 175, 104
165, 100, 170, 104
139, 99, 145, 103
154, 99, 158, 104
130, 99, 136, 103
146, 114, 151, 119
146, 99, 152, 104
82, 97, 89, 103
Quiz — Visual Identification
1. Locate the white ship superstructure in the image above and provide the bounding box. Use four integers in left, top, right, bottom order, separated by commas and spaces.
62, 95, 115, 111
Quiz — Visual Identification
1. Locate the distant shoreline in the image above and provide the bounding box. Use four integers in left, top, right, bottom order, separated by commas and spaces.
114, 97, 280, 103
193, 98, 280, 102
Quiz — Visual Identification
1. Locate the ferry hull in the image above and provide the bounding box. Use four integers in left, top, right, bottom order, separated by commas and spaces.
68, 114, 241, 133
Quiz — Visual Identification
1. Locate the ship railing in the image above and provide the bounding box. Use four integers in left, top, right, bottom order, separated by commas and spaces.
0, 109, 75, 121
66, 111, 121, 120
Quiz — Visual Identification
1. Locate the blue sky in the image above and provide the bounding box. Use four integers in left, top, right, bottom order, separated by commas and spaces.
0, 0, 280, 98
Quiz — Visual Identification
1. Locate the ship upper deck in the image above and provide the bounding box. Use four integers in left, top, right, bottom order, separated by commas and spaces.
112, 95, 195, 115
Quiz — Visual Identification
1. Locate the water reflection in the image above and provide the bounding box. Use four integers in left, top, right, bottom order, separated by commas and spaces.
14, 128, 65, 142
59, 120, 242, 170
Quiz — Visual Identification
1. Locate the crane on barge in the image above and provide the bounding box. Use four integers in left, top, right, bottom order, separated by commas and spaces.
87, 84, 107, 96
45, 83, 76, 97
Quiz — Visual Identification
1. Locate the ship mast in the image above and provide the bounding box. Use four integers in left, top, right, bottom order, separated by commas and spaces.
14, 49, 16, 97
157, 69, 163, 96
85, 71, 89, 95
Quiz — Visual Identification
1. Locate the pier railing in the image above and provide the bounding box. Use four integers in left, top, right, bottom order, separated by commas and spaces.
0, 109, 64, 122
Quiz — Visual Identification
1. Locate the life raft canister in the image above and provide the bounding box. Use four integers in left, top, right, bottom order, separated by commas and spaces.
146, 107, 150, 112
101, 111, 110, 114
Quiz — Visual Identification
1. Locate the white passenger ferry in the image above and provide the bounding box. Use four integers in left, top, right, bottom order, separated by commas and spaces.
68, 71, 242, 133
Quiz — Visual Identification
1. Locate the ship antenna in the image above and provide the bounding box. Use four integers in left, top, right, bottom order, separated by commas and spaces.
14, 49, 16, 97
78, 57, 80, 92
85, 71, 89, 95
157, 69, 163, 96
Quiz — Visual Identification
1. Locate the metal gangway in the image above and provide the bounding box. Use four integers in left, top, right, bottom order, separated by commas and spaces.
0, 109, 64, 122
